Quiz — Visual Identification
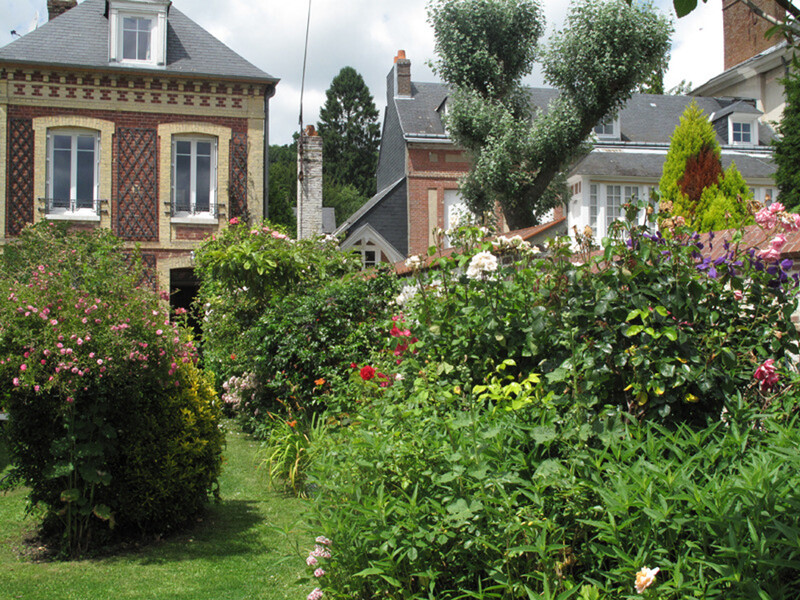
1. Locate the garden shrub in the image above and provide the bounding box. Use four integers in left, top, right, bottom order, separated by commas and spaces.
195, 221, 397, 430
310, 370, 800, 599
0, 223, 223, 555
400, 202, 799, 424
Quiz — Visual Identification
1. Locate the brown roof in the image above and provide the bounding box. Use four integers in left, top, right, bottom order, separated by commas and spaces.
697, 225, 800, 260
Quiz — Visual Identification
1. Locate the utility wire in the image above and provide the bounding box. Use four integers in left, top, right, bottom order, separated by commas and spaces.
299, 0, 312, 135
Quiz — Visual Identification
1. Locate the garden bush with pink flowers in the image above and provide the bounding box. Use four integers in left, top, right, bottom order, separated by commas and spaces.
0, 223, 223, 557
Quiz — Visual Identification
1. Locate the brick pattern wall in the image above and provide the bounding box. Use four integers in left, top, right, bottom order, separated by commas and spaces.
6, 118, 34, 236
229, 132, 249, 219
406, 147, 469, 256
116, 127, 158, 241
723, 0, 785, 69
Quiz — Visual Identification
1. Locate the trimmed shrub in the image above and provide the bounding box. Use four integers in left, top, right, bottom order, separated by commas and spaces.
0, 223, 223, 555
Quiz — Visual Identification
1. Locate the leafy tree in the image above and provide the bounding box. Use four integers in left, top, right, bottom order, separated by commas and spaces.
660, 102, 751, 231
323, 182, 368, 224
774, 69, 800, 211
429, 0, 672, 229
268, 142, 297, 231
316, 67, 380, 198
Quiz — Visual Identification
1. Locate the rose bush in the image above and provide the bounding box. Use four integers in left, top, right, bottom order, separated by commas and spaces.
0, 223, 223, 556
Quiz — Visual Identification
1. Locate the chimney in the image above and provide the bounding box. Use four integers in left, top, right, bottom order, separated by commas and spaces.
394, 50, 412, 97
297, 125, 324, 240
47, 0, 77, 21
722, 0, 785, 69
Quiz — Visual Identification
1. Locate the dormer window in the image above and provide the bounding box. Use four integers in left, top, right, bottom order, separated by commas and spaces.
594, 115, 620, 140
731, 120, 753, 144
108, 0, 169, 67
122, 16, 152, 61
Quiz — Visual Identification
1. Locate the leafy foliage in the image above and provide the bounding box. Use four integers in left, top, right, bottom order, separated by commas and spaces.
0, 223, 223, 556
317, 66, 380, 199
268, 142, 298, 231
430, 0, 672, 229
774, 68, 800, 211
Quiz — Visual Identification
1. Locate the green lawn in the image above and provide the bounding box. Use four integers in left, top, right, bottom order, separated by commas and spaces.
0, 424, 311, 600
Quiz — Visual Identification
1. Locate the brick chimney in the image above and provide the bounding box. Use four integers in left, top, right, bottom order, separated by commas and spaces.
297, 125, 323, 240
722, 0, 785, 69
394, 50, 412, 97
47, 0, 77, 21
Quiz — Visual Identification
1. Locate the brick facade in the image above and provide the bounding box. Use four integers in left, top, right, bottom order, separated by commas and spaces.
722, 0, 785, 69
1, 65, 270, 291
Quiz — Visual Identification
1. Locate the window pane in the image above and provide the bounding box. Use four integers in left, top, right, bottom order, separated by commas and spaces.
123, 29, 137, 59
138, 30, 151, 60
76, 143, 95, 208
589, 184, 598, 237
175, 154, 191, 213
176, 140, 191, 156
196, 154, 211, 213
606, 185, 621, 229
52, 140, 71, 205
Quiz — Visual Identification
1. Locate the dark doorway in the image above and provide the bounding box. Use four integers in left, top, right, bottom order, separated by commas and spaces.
169, 268, 202, 340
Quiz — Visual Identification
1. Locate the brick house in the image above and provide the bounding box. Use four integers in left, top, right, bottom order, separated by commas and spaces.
0, 0, 278, 300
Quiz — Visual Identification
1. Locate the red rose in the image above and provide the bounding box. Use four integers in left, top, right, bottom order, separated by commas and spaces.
360, 365, 376, 381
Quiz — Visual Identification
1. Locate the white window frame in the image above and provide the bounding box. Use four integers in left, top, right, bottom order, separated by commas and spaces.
171, 136, 218, 219
728, 115, 759, 146
45, 128, 100, 219
594, 115, 620, 140
108, 1, 168, 67
588, 183, 650, 242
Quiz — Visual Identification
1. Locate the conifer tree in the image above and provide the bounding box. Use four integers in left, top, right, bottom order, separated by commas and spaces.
774, 71, 800, 211
316, 67, 380, 199
660, 102, 752, 231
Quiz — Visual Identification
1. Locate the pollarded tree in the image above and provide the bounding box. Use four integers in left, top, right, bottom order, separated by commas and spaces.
660, 102, 751, 231
429, 0, 672, 230
316, 67, 380, 198
774, 69, 800, 211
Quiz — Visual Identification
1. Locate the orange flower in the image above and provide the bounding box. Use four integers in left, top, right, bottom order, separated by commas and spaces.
230, 354, 237, 360
287, 420, 297, 428
314, 378, 326, 386
635, 566, 659, 594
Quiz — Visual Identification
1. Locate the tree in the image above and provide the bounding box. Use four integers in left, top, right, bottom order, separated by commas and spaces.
660, 102, 752, 231
268, 142, 297, 231
429, 0, 672, 230
774, 69, 800, 211
316, 67, 380, 199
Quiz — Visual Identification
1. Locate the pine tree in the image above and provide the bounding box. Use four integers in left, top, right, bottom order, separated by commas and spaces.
316, 67, 380, 199
774, 70, 800, 211
660, 102, 752, 231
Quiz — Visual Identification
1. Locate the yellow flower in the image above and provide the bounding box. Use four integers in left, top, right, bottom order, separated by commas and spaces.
635, 566, 659, 594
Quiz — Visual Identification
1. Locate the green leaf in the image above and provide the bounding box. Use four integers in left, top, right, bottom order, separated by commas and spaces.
674, 0, 698, 18
60, 488, 80, 503
624, 325, 643, 337
662, 327, 678, 341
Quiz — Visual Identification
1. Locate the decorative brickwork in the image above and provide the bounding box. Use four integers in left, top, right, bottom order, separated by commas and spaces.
229, 132, 248, 219
123, 251, 158, 290
116, 128, 158, 241
7, 118, 34, 236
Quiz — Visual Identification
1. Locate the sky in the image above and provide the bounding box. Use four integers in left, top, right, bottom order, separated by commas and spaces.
1, 0, 723, 145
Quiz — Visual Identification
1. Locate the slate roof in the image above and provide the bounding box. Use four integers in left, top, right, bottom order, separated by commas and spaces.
0, 0, 277, 83
394, 82, 773, 148
572, 149, 776, 180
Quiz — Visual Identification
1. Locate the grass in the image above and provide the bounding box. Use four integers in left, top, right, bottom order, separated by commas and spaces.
0, 423, 312, 600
